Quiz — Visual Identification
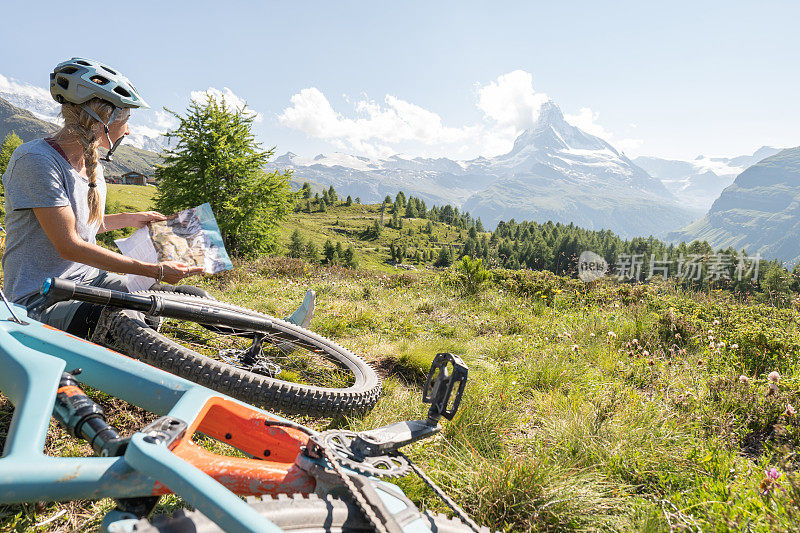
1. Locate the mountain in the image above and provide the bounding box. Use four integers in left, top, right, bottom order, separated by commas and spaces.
634, 147, 781, 211
668, 147, 800, 265
461, 102, 697, 236
270, 101, 698, 238
0, 95, 161, 177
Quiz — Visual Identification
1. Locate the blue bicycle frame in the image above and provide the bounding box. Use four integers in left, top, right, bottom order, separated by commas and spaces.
0, 300, 428, 532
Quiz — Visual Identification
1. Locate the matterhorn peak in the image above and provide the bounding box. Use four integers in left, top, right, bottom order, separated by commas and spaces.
533, 100, 566, 128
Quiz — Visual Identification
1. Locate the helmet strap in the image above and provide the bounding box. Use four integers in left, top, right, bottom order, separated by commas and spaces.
81, 105, 123, 162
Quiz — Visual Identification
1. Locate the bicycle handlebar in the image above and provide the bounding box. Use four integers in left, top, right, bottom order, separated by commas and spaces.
39, 277, 273, 330
41, 277, 155, 311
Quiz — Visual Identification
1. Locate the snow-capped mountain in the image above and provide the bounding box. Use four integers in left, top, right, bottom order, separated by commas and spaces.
0, 74, 167, 152
634, 146, 781, 211
269, 101, 698, 237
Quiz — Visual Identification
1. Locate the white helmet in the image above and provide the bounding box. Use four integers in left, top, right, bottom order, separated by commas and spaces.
50, 57, 149, 109
50, 57, 149, 160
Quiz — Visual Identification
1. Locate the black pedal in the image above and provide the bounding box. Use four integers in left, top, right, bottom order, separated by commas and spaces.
423, 353, 468, 423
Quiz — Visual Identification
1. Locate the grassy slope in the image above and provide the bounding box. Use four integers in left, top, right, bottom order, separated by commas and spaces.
3, 187, 800, 531
277, 201, 482, 271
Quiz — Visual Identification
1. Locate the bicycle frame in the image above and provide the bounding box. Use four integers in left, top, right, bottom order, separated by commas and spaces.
0, 302, 423, 532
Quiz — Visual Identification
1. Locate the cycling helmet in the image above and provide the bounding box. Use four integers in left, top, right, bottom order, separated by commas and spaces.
50, 58, 149, 161
50, 57, 149, 109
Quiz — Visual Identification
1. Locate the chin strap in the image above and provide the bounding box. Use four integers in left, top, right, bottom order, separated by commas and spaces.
81, 105, 123, 162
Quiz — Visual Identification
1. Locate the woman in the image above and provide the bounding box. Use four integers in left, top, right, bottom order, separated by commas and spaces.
1, 57, 203, 336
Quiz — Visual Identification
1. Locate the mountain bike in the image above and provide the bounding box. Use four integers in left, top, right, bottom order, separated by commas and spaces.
27, 278, 382, 417
0, 278, 484, 532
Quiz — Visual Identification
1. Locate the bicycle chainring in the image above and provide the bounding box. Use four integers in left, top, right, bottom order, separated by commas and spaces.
317, 430, 411, 478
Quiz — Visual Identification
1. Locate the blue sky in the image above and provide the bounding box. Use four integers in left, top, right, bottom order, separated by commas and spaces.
0, 0, 797, 160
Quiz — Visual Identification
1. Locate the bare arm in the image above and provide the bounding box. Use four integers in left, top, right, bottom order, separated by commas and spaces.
98, 211, 169, 233
33, 206, 203, 284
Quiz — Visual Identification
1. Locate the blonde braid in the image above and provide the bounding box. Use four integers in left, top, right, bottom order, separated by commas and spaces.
56, 99, 115, 226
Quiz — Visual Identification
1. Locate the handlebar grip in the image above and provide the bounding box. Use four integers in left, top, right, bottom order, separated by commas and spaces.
40, 277, 77, 304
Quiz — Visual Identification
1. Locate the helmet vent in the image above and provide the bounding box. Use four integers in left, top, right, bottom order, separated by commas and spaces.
59, 66, 79, 75
101, 65, 117, 75
56, 77, 69, 90
75, 60, 91, 66
113, 86, 132, 98
90, 75, 110, 86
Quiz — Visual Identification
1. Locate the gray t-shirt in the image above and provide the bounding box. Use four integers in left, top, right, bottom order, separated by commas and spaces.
2, 139, 106, 302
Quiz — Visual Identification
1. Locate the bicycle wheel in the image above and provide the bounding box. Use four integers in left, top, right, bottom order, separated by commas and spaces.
129, 493, 488, 532
97, 290, 381, 416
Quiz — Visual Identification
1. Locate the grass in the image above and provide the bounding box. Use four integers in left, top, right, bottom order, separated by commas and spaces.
2, 191, 800, 530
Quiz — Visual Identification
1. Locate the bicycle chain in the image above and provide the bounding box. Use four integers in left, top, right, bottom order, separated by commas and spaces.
306, 427, 482, 532
320, 442, 392, 533
397, 451, 482, 533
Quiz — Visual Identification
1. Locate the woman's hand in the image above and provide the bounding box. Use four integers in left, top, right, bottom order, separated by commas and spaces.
130, 211, 169, 229
159, 261, 205, 284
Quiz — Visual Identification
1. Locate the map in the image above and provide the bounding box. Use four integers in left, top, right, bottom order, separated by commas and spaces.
115, 203, 233, 291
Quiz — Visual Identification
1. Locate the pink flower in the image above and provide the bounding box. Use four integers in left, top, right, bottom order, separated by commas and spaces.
785, 403, 796, 417
768, 371, 781, 383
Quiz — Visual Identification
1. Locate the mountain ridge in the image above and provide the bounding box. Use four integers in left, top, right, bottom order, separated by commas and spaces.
0, 95, 161, 177
668, 146, 800, 264
269, 100, 697, 238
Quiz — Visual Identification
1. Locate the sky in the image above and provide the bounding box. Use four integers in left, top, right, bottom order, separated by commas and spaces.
0, 0, 797, 161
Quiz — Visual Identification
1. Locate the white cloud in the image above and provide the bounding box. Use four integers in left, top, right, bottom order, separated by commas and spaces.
565, 108, 613, 140
279, 70, 644, 158
477, 70, 549, 130
278, 87, 478, 158
565, 106, 644, 155
190, 86, 263, 123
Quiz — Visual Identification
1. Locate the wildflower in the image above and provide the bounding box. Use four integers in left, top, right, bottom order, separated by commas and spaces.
739, 375, 751, 385
717, 342, 726, 349
571, 344, 580, 353
675, 333, 682, 340
785, 403, 796, 417
713, 319, 720, 325
768, 371, 781, 383
730, 344, 739, 349
607, 331, 617, 339
767, 382, 779, 396
760, 468, 782, 496
642, 350, 650, 357
632, 338, 639, 345
708, 329, 714, 335
708, 341, 715, 349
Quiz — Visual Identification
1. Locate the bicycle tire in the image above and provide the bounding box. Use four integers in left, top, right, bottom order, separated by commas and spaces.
97, 291, 381, 416
130, 493, 489, 532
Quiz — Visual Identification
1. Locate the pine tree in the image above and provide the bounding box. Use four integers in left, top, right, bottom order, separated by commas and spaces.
0, 131, 23, 180
343, 245, 357, 268
328, 185, 338, 203
323, 239, 336, 264
155, 94, 291, 257
345, 195, 352, 206
288, 229, 305, 257
305, 241, 319, 262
